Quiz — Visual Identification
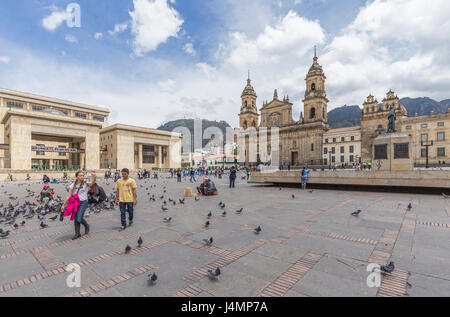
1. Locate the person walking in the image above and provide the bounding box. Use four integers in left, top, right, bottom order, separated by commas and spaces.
115, 168, 137, 231
229, 166, 237, 188
300, 167, 311, 190
61, 171, 96, 240
189, 169, 196, 183
176, 168, 182, 182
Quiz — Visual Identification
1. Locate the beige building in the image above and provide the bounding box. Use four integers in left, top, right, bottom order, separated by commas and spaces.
239, 52, 328, 167
0, 88, 182, 172
100, 124, 182, 170
322, 126, 361, 166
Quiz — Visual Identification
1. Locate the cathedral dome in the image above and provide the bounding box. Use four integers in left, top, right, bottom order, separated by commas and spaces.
241, 78, 257, 98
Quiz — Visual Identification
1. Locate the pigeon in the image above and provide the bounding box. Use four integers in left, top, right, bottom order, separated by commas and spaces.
13, 223, 18, 229
407, 203, 412, 210
442, 193, 449, 199
40, 221, 48, 229
50, 215, 58, 221
205, 221, 210, 228
254, 226, 262, 234
21, 221, 26, 226
164, 217, 172, 223
351, 210, 362, 217
195, 196, 200, 202
179, 198, 185, 204
309, 190, 314, 193
147, 272, 158, 285
125, 245, 132, 254
222, 211, 227, 217
207, 212, 212, 218
137, 237, 143, 248
220, 204, 226, 209
161, 206, 169, 212
219, 201, 223, 206
0, 231, 10, 238
292, 194, 295, 199
279, 188, 282, 191
235, 208, 243, 214
208, 267, 221, 279
380, 261, 395, 274
203, 237, 213, 246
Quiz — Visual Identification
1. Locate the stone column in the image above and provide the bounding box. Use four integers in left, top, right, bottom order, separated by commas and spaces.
158, 145, 162, 169
84, 129, 100, 170
9, 117, 32, 170
138, 144, 143, 169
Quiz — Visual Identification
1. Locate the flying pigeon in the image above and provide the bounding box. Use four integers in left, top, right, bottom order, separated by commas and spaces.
164, 217, 172, 223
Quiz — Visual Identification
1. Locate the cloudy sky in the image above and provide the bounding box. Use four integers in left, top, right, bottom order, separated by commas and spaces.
0, 0, 449, 128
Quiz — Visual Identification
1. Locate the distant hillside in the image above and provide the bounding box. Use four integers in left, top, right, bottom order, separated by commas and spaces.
157, 119, 231, 148
327, 105, 361, 128
327, 97, 449, 129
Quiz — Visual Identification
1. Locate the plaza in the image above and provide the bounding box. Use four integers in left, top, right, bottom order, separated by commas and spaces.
0, 174, 449, 297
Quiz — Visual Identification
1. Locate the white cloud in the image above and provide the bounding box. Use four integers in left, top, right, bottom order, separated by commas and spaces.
64, 34, 78, 44
94, 32, 103, 40
129, 0, 184, 56
0, 56, 10, 64
184, 43, 196, 56
42, 8, 70, 32
108, 23, 128, 36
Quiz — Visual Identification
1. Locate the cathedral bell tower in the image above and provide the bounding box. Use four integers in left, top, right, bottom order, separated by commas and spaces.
303, 48, 328, 124
239, 72, 259, 129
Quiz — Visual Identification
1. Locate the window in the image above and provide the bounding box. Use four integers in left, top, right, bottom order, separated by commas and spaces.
75, 112, 87, 119
394, 143, 409, 159
421, 149, 427, 157
32, 105, 46, 112
421, 123, 428, 129
341, 137, 345, 142
421, 134, 428, 143
349, 145, 354, 153
331, 156, 335, 163
36, 144, 45, 156
311, 83, 316, 91
333, 138, 336, 143
437, 132, 445, 141
143, 155, 155, 164
406, 125, 412, 130
350, 155, 354, 163
340, 146, 345, 153
93, 116, 105, 122
6, 101, 23, 109
351, 136, 355, 141
378, 125, 383, 129
310, 108, 316, 119
325, 139, 328, 143
311, 144, 314, 152
331, 147, 335, 154
143, 145, 155, 153
324, 148, 328, 155
372, 107, 375, 112
437, 148, 445, 157
438, 122, 444, 127
340, 156, 345, 163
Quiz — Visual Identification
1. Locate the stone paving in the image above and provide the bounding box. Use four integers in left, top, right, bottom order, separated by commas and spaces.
0, 173, 449, 297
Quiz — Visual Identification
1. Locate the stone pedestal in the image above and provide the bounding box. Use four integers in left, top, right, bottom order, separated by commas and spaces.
372, 133, 413, 171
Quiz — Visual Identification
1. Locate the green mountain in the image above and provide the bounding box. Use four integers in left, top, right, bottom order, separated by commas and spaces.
327, 97, 449, 129
157, 119, 231, 148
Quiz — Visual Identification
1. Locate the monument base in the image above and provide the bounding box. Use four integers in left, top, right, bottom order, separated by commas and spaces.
372, 133, 413, 171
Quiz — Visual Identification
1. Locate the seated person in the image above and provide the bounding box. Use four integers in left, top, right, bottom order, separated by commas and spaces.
88, 183, 107, 204
43, 174, 50, 184
51, 177, 58, 184
197, 178, 218, 196
40, 184, 54, 202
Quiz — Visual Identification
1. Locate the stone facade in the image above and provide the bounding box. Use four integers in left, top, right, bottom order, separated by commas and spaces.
322, 126, 361, 166
239, 52, 329, 167
100, 124, 182, 170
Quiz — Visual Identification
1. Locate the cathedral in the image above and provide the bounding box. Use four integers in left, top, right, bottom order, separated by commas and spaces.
239, 51, 329, 166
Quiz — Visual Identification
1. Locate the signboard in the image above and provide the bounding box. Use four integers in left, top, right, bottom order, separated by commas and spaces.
31, 146, 84, 153
374, 144, 388, 160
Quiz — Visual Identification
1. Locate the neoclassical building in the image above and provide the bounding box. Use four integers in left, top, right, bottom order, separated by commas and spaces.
238, 54, 450, 167
239, 52, 329, 166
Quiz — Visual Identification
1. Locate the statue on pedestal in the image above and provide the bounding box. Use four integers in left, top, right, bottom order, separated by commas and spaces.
387, 106, 396, 133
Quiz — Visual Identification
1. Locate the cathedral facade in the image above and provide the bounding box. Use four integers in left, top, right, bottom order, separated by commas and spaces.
239, 53, 329, 167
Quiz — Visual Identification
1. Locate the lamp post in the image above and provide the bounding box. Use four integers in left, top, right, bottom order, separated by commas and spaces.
421, 140, 434, 169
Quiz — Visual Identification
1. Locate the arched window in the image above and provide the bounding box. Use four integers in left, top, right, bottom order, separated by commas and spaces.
244, 101, 248, 107
311, 83, 316, 91
310, 108, 316, 119
252, 121, 256, 127
243, 121, 248, 129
